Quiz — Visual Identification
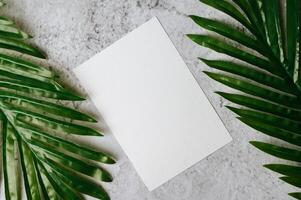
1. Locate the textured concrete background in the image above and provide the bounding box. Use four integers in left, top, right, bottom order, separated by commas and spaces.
1, 0, 296, 199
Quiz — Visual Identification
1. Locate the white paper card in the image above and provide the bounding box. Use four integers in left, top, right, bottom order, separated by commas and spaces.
73, 17, 232, 191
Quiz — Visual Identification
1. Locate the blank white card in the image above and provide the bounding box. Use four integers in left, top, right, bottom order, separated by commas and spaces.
74, 17, 232, 191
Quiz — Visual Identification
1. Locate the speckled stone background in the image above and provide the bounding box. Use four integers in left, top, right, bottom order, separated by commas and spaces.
1, 0, 296, 199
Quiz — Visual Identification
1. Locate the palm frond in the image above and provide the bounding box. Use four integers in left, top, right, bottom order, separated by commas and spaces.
188, 0, 300, 198
0, 5, 115, 200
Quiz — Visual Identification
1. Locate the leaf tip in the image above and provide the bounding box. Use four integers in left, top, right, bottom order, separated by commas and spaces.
101, 172, 114, 182
263, 164, 274, 170
105, 157, 117, 165
186, 34, 198, 42
225, 105, 237, 113
96, 131, 104, 137
35, 50, 47, 59
202, 70, 210, 76
188, 15, 198, 20
279, 176, 288, 181
186, 34, 193, 39
214, 91, 224, 96
203, 70, 218, 78
202, 71, 220, 81
288, 192, 301, 199
222, 105, 234, 112
198, 57, 209, 64
249, 140, 259, 146
71, 95, 86, 101
89, 117, 98, 123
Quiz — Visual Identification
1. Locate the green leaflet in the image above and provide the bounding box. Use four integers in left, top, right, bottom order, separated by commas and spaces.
28, 138, 113, 182
37, 174, 53, 200
264, 164, 301, 178
227, 106, 301, 136
204, 71, 301, 108
198, 0, 252, 31
287, 0, 300, 86
189, 15, 264, 55
0, 69, 61, 91
261, 0, 284, 61
0, 63, 83, 100
239, 117, 301, 147
0, 16, 14, 25
16, 135, 41, 200
0, 62, 57, 85
46, 158, 110, 200
0, 91, 96, 122
0, 37, 45, 58
15, 111, 102, 136
0, 78, 84, 100
20, 127, 115, 164
200, 59, 298, 95
48, 170, 84, 200
289, 193, 301, 200
233, 0, 266, 40
33, 157, 54, 200
187, 34, 284, 77
38, 161, 84, 200
2, 118, 20, 200
0, 53, 55, 78
217, 92, 301, 122
0, 24, 30, 39
280, 177, 301, 188
250, 141, 301, 162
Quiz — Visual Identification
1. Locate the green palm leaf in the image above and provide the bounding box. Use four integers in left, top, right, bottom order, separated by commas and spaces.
188, 0, 300, 199
0, 3, 115, 200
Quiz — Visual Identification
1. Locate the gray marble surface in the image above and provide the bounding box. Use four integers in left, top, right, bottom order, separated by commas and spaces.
2, 0, 295, 199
